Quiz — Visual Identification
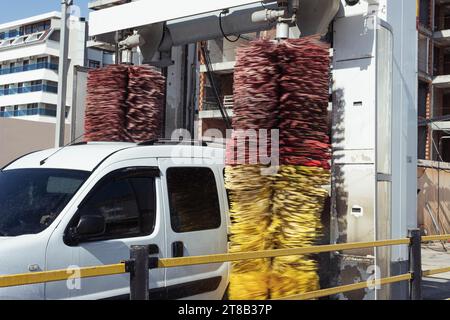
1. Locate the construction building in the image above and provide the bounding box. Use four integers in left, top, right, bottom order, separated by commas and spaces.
0, 12, 113, 123
418, 0, 450, 161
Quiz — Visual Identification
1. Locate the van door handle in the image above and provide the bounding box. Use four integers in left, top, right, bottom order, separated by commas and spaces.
28, 264, 41, 272
172, 241, 184, 258
148, 244, 159, 255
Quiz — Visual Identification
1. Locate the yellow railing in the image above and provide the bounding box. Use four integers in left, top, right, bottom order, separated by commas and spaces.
0, 263, 126, 288
0, 233, 449, 300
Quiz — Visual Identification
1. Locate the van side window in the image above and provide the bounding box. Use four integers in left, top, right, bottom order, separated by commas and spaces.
77, 175, 156, 241
167, 167, 221, 233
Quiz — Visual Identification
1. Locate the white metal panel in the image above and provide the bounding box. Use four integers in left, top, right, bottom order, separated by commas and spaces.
89, 0, 262, 36
335, 164, 376, 247
333, 59, 376, 151
386, 0, 418, 263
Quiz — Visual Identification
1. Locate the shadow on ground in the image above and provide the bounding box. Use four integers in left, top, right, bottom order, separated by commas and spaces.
423, 277, 450, 300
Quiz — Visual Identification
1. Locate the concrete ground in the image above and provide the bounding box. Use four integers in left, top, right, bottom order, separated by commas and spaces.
422, 243, 450, 300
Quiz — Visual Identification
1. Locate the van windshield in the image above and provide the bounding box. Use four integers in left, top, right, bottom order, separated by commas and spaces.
0, 169, 89, 237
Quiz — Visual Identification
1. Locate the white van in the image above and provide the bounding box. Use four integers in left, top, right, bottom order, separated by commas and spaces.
0, 141, 229, 300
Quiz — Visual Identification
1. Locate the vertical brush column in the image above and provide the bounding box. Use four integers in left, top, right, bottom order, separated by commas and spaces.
270, 37, 331, 299
85, 65, 166, 143
84, 65, 129, 142
126, 66, 166, 142
226, 40, 278, 300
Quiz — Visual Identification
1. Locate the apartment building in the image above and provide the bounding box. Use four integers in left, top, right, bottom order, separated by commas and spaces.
0, 12, 113, 123
417, 0, 450, 162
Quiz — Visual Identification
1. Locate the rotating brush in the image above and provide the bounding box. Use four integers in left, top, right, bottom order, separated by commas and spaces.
84, 65, 166, 143
85, 65, 129, 142
225, 40, 280, 300
226, 36, 331, 300
126, 66, 165, 143
225, 165, 273, 300
270, 37, 331, 298
270, 165, 330, 298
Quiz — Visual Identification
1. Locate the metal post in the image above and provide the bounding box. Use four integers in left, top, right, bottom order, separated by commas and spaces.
129, 245, 149, 300
55, 0, 72, 147
408, 229, 422, 300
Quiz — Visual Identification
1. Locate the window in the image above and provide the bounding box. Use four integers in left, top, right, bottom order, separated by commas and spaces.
419, 0, 430, 28
0, 169, 89, 237
75, 168, 157, 241
167, 167, 221, 233
23, 20, 51, 35
37, 57, 47, 67
89, 60, 100, 69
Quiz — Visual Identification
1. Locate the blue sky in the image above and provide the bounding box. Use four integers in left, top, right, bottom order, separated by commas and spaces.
0, 0, 90, 24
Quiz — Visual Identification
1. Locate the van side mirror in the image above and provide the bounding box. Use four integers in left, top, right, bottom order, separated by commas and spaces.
76, 215, 106, 237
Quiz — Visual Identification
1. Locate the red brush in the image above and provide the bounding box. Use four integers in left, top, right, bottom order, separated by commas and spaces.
84, 65, 129, 142
227, 40, 279, 165
278, 37, 331, 168
84, 65, 166, 143
126, 66, 165, 142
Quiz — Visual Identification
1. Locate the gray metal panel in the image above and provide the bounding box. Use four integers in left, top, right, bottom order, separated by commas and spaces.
71, 66, 88, 142
333, 58, 376, 152
334, 164, 375, 249
333, 14, 376, 62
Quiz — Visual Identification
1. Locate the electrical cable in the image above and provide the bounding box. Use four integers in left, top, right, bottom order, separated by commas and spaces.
219, 10, 241, 43
200, 43, 232, 129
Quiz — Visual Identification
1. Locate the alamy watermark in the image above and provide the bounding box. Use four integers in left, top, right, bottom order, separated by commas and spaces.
169, 128, 280, 175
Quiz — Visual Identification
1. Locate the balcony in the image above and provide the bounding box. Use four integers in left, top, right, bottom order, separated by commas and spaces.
434, 29, 450, 47
0, 84, 58, 96
433, 75, 450, 89
0, 30, 21, 40
0, 62, 58, 76
0, 108, 57, 118
199, 95, 234, 119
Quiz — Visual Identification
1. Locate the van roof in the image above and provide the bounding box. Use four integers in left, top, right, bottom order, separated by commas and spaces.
3, 141, 226, 172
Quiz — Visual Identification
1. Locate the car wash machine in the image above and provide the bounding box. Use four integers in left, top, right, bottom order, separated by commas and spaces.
84, 0, 418, 300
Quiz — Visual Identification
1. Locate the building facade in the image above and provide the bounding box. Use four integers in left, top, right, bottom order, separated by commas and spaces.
0, 12, 113, 123
418, 0, 450, 162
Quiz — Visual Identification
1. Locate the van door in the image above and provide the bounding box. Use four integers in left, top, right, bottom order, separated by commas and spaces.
45, 160, 166, 300
158, 159, 229, 300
